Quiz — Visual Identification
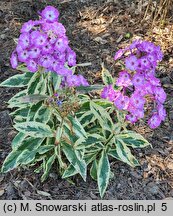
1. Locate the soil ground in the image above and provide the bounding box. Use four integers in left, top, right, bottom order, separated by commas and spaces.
0, 0, 173, 200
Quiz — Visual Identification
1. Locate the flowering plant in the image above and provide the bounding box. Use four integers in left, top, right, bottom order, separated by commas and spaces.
0, 6, 166, 198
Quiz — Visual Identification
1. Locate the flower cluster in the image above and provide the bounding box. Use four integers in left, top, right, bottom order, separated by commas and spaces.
101, 40, 166, 129
10, 6, 88, 87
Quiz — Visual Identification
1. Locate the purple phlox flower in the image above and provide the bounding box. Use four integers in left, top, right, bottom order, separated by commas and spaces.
30, 30, 40, 41
20, 20, 35, 33
114, 49, 125, 61
157, 103, 166, 121
148, 114, 161, 129
49, 34, 57, 44
29, 47, 41, 59
126, 113, 138, 124
43, 22, 66, 36
10, 52, 18, 69
66, 75, 80, 87
129, 39, 142, 50
39, 55, 52, 68
107, 86, 120, 102
129, 93, 145, 109
55, 36, 68, 52
153, 86, 166, 103
143, 41, 155, 53
40, 6, 59, 23
55, 51, 66, 64
127, 104, 144, 119
134, 87, 147, 97
16, 43, 23, 53
147, 53, 157, 64
35, 33, 48, 47
148, 76, 161, 86
67, 49, 76, 66
155, 46, 163, 61
144, 68, 156, 79
41, 43, 53, 55
132, 73, 145, 87
55, 64, 72, 76
101, 85, 110, 99
41, 22, 66, 36
114, 94, 129, 110
143, 82, 154, 95
139, 56, 151, 70
18, 50, 29, 62
26, 59, 38, 72
125, 55, 138, 71
77, 75, 89, 86
18, 33, 30, 49
116, 71, 132, 87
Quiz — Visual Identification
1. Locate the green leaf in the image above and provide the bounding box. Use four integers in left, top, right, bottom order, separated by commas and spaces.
17, 149, 37, 165
41, 154, 56, 181
76, 85, 104, 93
75, 134, 105, 150
101, 63, 114, 85
62, 142, 87, 181
49, 72, 62, 92
84, 152, 98, 165
17, 64, 31, 73
8, 90, 27, 104
107, 148, 121, 160
67, 115, 87, 139
20, 94, 48, 103
117, 131, 151, 148
14, 121, 54, 138
97, 150, 110, 198
90, 101, 113, 134
0, 72, 33, 87
34, 105, 51, 123
37, 145, 54, 154
62, 164, 78, 179
27, 72, 41, 94
12, 132, 27, 150
27, 101, 43, 121
1, 151, 21, 173
1, 137, 44, 172
10, 107, 29, 118
116, 140, 140, 167
78, 110, 96, 127
90, 159, 98, 181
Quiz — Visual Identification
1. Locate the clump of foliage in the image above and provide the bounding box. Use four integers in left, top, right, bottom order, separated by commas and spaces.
0, 6, 166, 198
